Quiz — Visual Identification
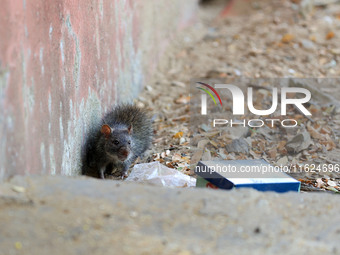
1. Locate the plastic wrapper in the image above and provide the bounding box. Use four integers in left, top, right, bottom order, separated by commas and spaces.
125, 162, 196, 187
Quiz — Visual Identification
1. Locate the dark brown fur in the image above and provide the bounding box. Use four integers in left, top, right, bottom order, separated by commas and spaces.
82, 104, 153, 179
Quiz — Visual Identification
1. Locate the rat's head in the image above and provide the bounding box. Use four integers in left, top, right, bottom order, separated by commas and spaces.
101, 124, 133, 161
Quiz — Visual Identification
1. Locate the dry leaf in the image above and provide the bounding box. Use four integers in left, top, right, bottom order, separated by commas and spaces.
233, 34, 240, 40
166, 162, 175, 168
171, 115, 189, 121
172, 153, 182, 162
209, 140, 219, 148
266, 148, 277, 159
307, 125, 324, 140
320, 137, 336, 151
175, 95, 190, 104
277, 140, 287, 152
326, 31, 335, 40
281, 34, 294, 43
173, 132, 183, 138
320, 126, 332, 135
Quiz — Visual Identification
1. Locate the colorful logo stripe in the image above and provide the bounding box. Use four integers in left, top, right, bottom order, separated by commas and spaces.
196, 82, 223, 106
196, 87, 217, 105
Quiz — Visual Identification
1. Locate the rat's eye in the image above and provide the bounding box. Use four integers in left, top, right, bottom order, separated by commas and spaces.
128, 141, 131, 145
113, 140, 119, 145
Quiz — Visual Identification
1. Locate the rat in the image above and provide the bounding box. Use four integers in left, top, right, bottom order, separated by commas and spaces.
82, 104, 153, 179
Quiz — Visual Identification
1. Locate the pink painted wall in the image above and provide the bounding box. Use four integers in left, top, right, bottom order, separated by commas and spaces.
0, 0, 197, 180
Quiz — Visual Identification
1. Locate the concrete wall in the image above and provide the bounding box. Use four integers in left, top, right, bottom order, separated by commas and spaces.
0, 0, 197, 180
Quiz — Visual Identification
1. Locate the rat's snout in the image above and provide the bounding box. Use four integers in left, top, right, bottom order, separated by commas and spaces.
118, 148, 130, 161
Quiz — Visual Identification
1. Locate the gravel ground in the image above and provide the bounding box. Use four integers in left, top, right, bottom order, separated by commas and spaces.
137, 0, 340, 192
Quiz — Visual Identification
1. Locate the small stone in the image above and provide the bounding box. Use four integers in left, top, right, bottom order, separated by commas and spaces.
217, 149, 227, 159
11, 185, 26, 193
203, 27, 219, 40
200, 123, 211, 132
179, 137, 186, 144
324, 59, 337, 69
286, 132, 312, 153
130, 211, 138, 218
226, 138, 249, 154
300, 39, 315, 49
277, 156, 288, 166
212, 41, 219, 47
330, 49, 340, 55
197, 139, 209, 149
323, 16, 333, 25
171, 81, 186, 88
234, 69, 242, 76
327, 180, 337, 187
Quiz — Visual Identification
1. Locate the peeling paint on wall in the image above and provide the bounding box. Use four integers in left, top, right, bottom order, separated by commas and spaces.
0, 0, 197, 181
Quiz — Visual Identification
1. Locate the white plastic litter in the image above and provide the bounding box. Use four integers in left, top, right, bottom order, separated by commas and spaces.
125, 161, 196, 188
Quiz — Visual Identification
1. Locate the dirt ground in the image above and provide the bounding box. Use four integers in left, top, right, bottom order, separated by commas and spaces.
136, 0, 340, 193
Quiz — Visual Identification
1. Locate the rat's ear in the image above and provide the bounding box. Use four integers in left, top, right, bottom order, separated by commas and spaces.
101, 124, 112, 137
127, 125, 133, 134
